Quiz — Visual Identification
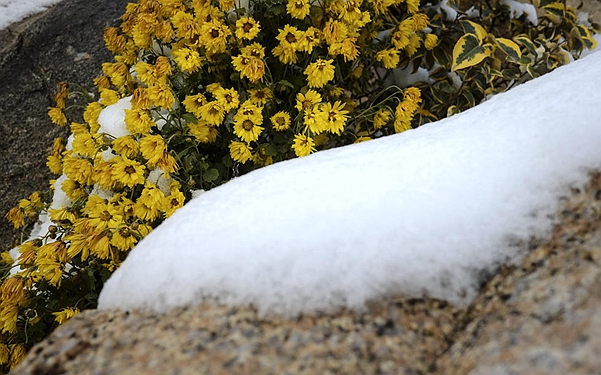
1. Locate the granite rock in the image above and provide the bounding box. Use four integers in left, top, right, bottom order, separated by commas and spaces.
11, 172, 601, 374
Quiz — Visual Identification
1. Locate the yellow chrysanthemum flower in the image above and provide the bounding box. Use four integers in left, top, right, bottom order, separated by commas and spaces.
100, 89, 120, 106
173, 47, 202, 73
411, 13, 429, 31
270, 111, 291, 131
198, 101, 226, 126
0, 277, 26, 306
276, 24, 302, 48
140, 135, 167, 166
188, 121, 212, 143
111, 157, 146, 187
61, 178, 87, 200
199, 19, 230, 54
111, 225, 139, 251
134, 184, 166, 221
162, 187, 186, 218
84, 101, 103, 132
8, 344, 26, 370
424, 33, 438, 49
104, 27, 127, 54
272, 44, 298, 65
298, 27, 321, 54
155, 56, 173, 77
235, 16, 261, 40
241, 42, 265, 58
295, 90, 323, 112
0, 251, 12, 265
232, 54, 266, 82
47, 107, 67, 126
53, 81, 69, 109
124, 107, 155, 134
406, 0, 419, 13
63, 156, 94, 185
368, 0, 395, 14
376, 49, 400, 69
233, 117, 264, 143
72, 132, 99, 157
219, 0, 235, 11
183, 93, 208, 117
229, 141, 253, 163
303, 107, 328, 134
94, 75, 111, 90
88, 202, 123, 231
148, 84, 175, 109
0, 304, 18, 334
5, 207, 25, 229
287, 0, 311, 19
130, 87, 152, 110
214, 87, 240, 112
322, 20, 348, 46
53, 307, 79, 325
134, 62, 158, 85
406, 33, 422, 56
172, 10, 201, 40
292, 134, 316, 157
328, 38, 359, 62
89, 232, 111, 259
373, 108, 392, 129
248, 87, 272, 106
318, 100, 349, 135
304, 59, 335, 88
0, 343, 8, 365
112, 136, 140, 159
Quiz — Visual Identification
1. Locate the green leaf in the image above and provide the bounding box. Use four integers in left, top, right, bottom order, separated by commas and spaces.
182, 113, 198, 124
277, 80, 295, 89
451, 33, 488, 71
518, 56, 532, 65
447, 105, 460, 117
262, 144, 278, 156
526, 64, 539, 78
203, 168, 219, 182
502, 69, 518, 80
461, 89, 476, 108
543, 2, 565, 21
432, 46, 451, 67
460, 20, 487, 42
514, 35, 537, 55
495, 38, 522, 62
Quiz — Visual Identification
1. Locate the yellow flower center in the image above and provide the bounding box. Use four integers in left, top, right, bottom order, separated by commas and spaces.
242, 119, 254, 130
286, 32, 297, 43
100, 210, 112, 221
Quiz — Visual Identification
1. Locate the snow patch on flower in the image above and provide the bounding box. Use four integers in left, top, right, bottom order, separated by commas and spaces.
98, 96, 132, 138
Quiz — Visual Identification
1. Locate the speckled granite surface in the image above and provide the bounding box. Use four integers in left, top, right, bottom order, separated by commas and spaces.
11, 172, 601, 375
432, 172, 601, 375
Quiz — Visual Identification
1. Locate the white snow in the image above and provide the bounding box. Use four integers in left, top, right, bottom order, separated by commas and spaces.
500, 0, 538, 25
97, 97, 131, 139
98, 51, 601, 316
0, 0, 63, 30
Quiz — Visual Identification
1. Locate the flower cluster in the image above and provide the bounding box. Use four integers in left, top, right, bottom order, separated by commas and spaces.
1, 0, 597, 371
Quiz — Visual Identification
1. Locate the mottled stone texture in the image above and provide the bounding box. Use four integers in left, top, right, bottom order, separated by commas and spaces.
12, 173, 601, 374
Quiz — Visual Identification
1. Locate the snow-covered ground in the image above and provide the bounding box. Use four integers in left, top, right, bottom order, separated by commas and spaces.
0, 0, 64, 30
98, 50, 601, 316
